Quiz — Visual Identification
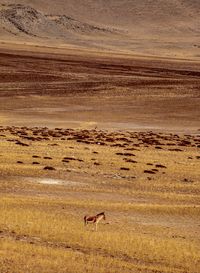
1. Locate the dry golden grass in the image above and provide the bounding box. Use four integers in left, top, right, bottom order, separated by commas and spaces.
1, 196, 200, 273
0, 127, 200, 272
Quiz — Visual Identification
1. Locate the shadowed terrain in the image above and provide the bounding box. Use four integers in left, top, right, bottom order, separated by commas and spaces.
0, 48, 200, 131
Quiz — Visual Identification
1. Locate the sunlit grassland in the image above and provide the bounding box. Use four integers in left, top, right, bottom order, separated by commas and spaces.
0, 129, 199, 272
0, 239, 137, 273
0, 196, 200, 273
1, 135, 199, 196
0, 239, 178, 273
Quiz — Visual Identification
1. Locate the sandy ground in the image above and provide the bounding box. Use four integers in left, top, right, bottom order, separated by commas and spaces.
0, 46, 200, 132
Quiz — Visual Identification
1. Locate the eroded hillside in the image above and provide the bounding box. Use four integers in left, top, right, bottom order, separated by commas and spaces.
0, 1, 200, 57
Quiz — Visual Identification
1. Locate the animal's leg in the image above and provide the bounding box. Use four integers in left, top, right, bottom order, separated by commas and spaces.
84, 216, 87, 227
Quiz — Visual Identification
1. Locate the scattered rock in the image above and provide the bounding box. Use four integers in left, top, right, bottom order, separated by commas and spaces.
124, 153, 135, 156
48, 144, 59, 146
116, 152, 124, 156
15, 141, 29, 147
144, 170, 156, 174
63, 157, 76, 161
155, 164, 166, 168
183, 178, 193, 183
123, 158, 137, 163
168, 148, 183, 152
62, 159, 69, 163
152, 168, 158, 172
43, 166, 56, 171
120, 167, 130, 171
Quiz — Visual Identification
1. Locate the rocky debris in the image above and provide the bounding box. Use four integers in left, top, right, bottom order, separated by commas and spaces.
63, 157, 76, 161
151, 168, 159, 172
120, 167, 130, 171
0, 3, 118, 39
155, 146, 163, 149
124, 153, 135, 156
168, 148, 183, 152
1, 126, 199, 150
15, 140, 29, 147
1, 126, 199, 181
182, 178, 193, 183
0, 4, 43, 37
155, 164, 166, 168
52, 14, 116, 35
111, 143, 126, 148
125, 147, 139, 151
48, 144, 59, 146
43, 166, 56, 171
116, 152, 135, 156
62, 159, 69, 163
178, 140, 191, 146
62, 157, 83, 163
144, 170, 156, 174
123, 158, 137, 163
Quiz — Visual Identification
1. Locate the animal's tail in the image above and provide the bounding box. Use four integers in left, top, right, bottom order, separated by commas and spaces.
84, 216, 87, 225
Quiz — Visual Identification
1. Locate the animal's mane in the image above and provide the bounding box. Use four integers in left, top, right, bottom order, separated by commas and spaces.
97, 212, 105, 216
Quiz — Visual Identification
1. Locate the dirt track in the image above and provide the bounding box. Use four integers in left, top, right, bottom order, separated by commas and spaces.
0, 48, 200, 131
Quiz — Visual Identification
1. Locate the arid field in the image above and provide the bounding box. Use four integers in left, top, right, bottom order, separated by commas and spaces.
1, 1, 200, 272
0, 45, 200, 273
0, 125, 200, 273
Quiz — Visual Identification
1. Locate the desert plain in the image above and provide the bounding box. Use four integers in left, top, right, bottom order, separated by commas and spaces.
0, 1, 200, 272
0, 45, 199, 273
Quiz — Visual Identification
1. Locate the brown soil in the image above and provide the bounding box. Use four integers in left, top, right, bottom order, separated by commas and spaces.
0, 47, 200, 132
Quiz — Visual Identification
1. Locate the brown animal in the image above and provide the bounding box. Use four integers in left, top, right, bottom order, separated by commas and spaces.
84, 212, 106, 231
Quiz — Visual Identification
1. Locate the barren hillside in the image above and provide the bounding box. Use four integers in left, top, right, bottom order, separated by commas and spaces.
0, 0, 200, 58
